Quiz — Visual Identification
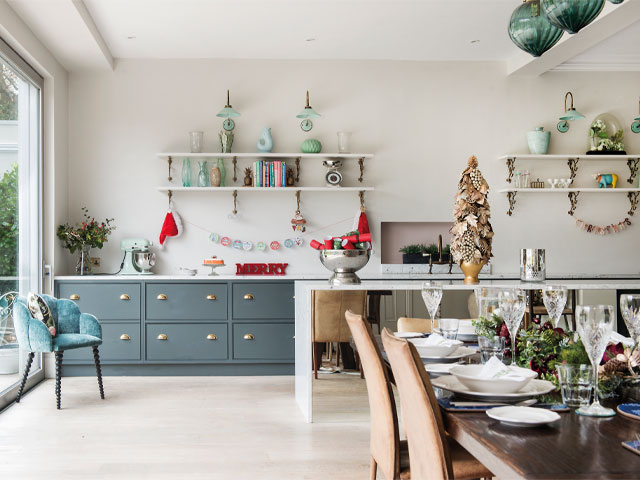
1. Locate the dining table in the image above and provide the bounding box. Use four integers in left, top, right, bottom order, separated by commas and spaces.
444, 404, 640, 480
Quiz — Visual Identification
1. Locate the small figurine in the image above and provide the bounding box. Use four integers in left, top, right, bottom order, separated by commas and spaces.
243, 167, 253, 187
291, 212, 307, 232
286, 167, 295, 186
594, 173, 618, 188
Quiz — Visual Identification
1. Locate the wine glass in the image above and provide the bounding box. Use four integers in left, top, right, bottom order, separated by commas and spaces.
421, 281, 443, 333
498, 289, 526, 365
575, 305, 615, 417
620, 294, 640, 347
542, 285, 568, 328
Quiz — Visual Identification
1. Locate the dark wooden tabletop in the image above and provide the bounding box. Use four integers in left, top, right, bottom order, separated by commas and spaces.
444, 408, 640, 480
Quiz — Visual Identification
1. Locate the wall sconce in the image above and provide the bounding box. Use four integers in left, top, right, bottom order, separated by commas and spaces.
557, 91, 585, 133
296, 91, 321, 132
632, 98, 640, 134
216, 90, 241, 131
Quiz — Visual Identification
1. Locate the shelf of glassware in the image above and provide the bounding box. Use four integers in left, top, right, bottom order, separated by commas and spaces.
498, 154, 640, 186
158, 153, 374, 159
157, 186, 374, 192
499, 187, 640, 216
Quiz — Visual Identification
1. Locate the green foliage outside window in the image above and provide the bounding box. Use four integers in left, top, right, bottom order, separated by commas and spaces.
0, 163, 18, 293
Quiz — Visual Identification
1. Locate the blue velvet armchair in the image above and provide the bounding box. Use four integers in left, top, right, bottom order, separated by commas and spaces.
13, 295, 105, 409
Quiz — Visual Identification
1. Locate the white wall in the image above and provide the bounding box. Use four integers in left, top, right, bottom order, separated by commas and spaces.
68, 59, 640, 276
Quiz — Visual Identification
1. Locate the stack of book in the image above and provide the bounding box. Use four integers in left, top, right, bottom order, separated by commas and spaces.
254, 160, 287, 187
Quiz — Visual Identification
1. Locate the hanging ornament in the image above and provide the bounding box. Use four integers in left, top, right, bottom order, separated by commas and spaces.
284, 239, 294, 248
575, 217, 631, 235
291, 191, 307, 232
158, 209, 183, 247
243, 241, 253, 251
209, 233, 221, 243
257, 242, 267, 251
270, 241, 281, 250
295, 237, 304, 246
541, 0, 605, 34
508, 0, 564, 57
221, 237, 231, 247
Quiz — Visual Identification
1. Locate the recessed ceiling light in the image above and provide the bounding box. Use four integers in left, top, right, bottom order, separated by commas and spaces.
305, 38, 316, 42
127, 35, 137, 40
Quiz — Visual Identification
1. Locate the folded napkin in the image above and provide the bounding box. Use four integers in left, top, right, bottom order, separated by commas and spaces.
424, 333, 455, 347
610, 331, 634, 347
478, 356, 527, 381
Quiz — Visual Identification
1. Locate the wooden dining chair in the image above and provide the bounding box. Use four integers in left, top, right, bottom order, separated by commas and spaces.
381, 328, 493, 480
345, 310, 409, 480
397, 317, 431, 334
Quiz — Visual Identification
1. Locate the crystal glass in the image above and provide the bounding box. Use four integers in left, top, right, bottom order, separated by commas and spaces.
575, 305, 615, 417
476, 287, 501, 321
478, 336, 506, 364
337, 132, 352, 153
556, 364, 593, 408
439, 318, 459, 340
421, 281, 442, 333
189, 131, 203, 153
498, 288, 526, 365
543, 285, 568, 328
620, 294, 640, 347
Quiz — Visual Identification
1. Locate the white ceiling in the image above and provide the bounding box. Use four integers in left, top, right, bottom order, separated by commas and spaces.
5, 0, 640, 74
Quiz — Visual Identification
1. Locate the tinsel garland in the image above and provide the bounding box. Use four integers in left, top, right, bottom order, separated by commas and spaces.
575, 217, 631, 235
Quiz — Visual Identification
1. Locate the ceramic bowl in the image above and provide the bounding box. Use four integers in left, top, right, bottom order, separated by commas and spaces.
177, 267, 197, 276
449, 364, 538, 394
409, 338, 463, 357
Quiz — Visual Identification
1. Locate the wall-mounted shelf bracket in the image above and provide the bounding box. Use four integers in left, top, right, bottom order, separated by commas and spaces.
295, 157, 301, 183
167, 156, 173, 182
359, 190, 366, 211
506, 191, 517, 216
567, 158, 580, 182
232, 156, 238, 183
232, 189, 238, 215
358, 157, 365, 183
628, 191, 639, 216
627, 158, 639, 184
567, 191, 580, 216
506, 157, 515, 183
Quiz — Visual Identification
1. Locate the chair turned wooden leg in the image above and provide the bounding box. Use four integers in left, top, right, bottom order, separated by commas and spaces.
55, 351, 63, 410
16, 352, 35, 403
370, 456, 377, 480
92, 346, 105, 399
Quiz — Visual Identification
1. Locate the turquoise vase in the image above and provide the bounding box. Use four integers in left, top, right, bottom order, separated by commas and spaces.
181, 157, 192, 187
217, 158, 226, 187
257, 127, 273, 153
527, 127, 551, 154
509, 0, 564, 57
541, 0, 605, 34
198, 160, 209, 187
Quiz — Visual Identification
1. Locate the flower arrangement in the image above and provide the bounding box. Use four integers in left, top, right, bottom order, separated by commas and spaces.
450, 156, 493, 264
589, 118, 625, 152
57, 207, 115, 253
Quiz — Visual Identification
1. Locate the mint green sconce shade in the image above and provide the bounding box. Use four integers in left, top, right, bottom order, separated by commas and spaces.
609, 0, 624, 3
296, 91, 321, 131
541, 0, 605, 34
557, 91, 585, 132
216, 90, 240, 131
508, 0, 564, 57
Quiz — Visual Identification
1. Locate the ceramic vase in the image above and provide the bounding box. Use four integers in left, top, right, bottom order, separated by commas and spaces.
257, 127, 273, 153
217, 158, 226, 186
301, 138, 322, 154
210, 166, 221, 187
460, 261, 483, 285
527, 127, 550, 154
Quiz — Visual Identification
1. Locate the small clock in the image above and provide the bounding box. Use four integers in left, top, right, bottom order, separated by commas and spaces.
223, 118, 235, 131
326, 170, 342, 186
300, 119, 313, 132
632, 121, 640, 134
557, 120, 569, 133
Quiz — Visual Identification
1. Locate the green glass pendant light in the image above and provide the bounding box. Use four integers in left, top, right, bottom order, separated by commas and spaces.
508, 0, 564, 57
216, 90, 241, 131
557, 91, 585, 133
632, 98, 640, 134
541, 0, 606, 34
296, 91, 321, 132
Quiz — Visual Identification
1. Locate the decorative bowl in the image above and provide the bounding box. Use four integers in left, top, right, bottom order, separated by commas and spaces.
409, 338, 463, 357
449, 364, 538, 394
318, 249, 370, 285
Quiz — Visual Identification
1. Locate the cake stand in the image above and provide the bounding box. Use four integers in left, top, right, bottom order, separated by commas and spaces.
203, 263, 226, 276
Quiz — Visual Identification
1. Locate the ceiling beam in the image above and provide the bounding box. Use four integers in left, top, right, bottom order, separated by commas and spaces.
71, 0, 114, 70
508, 1, 640, 76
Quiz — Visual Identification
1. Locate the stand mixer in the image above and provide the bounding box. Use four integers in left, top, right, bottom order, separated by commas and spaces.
121, 238, 156, 275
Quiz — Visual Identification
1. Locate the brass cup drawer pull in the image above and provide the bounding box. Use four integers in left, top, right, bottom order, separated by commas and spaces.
243, 333, 255, 340
120, 334, 131, 341
243, 294, 254, 300
206, 334, 218, 341
157, 294, 168, 301
120, 294, 130, 301
69, 294, 80, 300
206, 294, 217, 301
157, 334, 168, 341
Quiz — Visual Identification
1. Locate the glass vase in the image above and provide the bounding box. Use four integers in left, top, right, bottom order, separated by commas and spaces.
76, 244, 92, 275
181, 157, 192, 187
198, 160, 209, 187
217, 158, 226, 187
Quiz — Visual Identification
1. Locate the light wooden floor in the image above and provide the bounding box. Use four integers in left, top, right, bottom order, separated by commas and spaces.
1, 375, 372, 480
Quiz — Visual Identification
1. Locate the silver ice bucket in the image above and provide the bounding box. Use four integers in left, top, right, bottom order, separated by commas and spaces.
520, 248, 545, 282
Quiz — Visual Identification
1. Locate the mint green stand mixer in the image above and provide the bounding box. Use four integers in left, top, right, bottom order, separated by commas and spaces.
120, 238, 155, 275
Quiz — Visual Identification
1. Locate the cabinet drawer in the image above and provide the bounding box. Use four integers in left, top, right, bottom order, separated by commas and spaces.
63, 322, 141, 362
146, 283, 228, 320
233, 323, 294, 360
58, 283, 141, 320
145, 323, 228, 361
232, 283, 294, 320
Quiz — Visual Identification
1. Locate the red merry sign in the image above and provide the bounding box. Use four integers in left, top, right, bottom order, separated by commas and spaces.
236, 263, 289, 276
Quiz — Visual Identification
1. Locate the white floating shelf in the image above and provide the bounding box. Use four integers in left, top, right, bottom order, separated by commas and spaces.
499, 188, 640, 193
499, 154, 639, 161
158, 152, 374, 159
157, 186, 374, 192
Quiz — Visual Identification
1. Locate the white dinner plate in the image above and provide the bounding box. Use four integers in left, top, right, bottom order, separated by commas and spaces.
486, 406, 560, 427
430, 375, 555, 402
424, 363, 460, 377
420, 346, 477, 363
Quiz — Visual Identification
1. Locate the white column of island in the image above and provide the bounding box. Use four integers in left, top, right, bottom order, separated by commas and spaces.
294, 277, 640, 422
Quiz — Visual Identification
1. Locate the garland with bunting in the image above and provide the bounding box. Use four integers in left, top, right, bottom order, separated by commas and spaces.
575, 217, 631, 235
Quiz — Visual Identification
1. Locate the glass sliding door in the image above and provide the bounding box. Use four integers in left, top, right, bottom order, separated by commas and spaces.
0, 37, 43, 408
